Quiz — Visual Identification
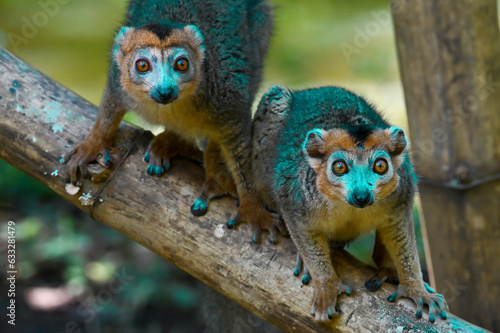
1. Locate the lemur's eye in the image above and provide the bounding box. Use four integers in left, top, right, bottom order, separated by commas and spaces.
373, 158, 388, 175
175, 58, 189, 71
135, 59, 150, 73
332, 160, 348, 176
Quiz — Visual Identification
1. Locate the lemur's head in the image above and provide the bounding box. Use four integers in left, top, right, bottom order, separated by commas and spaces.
304, 126, 408, 208
113, 22, 205, 105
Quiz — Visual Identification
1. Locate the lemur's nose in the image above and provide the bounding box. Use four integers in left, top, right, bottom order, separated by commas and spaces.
352, 190, 372, 208
158, 88, 175, 102
152, 87, 178, 105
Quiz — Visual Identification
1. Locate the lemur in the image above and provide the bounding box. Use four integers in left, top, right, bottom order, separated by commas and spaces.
252, 86, 448, 322
64, 0, 285, 240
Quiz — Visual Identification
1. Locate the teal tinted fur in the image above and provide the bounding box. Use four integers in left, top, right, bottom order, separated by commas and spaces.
251, 86, 446, 323
122, 0, 271, 113
268, 86, 415, 202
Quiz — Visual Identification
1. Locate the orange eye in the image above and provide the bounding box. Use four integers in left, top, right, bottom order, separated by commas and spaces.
175, 58, 189, 71
332, 160, 348, 176
135, 59, 150, 73
374, 158, 388, 175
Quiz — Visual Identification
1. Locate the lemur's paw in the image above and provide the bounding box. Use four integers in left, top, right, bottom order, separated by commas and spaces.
387, 282, 448, 322
190, 198, 208, 216
144, 133, 179, 177
227, 200, 288, 244
64, 137, 113, 185
311, 278, 352, 322
365, 267, 399, 291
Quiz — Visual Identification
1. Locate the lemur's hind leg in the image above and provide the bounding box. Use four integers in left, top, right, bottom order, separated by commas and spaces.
365, 230, 399, 291
191, 141, 237, 216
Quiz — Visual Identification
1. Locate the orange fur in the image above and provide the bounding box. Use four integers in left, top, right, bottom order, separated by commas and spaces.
322, 129, 357, 154
377, 174, 400, 198
364, 130, 390, 150
365, 129, 406, 170
120, 27, 204, 60
316, 167, 345, 202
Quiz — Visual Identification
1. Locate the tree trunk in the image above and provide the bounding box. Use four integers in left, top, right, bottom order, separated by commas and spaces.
390, 1, 500, 331
0, 47, 490, 332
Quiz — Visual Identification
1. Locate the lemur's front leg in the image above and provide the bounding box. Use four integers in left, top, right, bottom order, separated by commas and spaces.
190, 140, 237, 216
377, 211, 448, 322
365, 230, 399, 291
286, 216, 352, 322
64, 82, 125, 184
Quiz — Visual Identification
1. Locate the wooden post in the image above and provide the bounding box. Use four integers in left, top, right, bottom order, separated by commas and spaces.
0, 47, 491, 332
390, 0, 500, 331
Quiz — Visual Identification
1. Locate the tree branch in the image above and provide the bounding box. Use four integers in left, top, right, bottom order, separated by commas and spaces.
0, 48, 489, 333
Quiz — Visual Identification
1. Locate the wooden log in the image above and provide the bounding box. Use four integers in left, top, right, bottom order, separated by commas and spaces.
390, 0, 500, 331
0, 47, 490, 332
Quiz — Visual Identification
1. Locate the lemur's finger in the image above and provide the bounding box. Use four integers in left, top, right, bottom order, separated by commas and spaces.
415, 299, 424, 319
429, 302, 439, 323
302, 269, 311, 285
435, 294, 448, 311
440, 310, 448, 320
251, 228, 262, 244
387, 292, 402, 302
293, 254, 303, 276
63, 149, 76, 164
226, 214, 242, 229
102, 148, 112, 168
147, 164, 155, 176
424, 282, 435, 293
79, 161, 89, 180
268, 227, 278, 245
277, 218, 289, 237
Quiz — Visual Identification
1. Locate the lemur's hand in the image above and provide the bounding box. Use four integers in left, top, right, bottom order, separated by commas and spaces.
311, 278, 352, 322
226, 196, 289, 244
143, 131, 182, 177
388, 281, 448, 322
63, 135, 113, 185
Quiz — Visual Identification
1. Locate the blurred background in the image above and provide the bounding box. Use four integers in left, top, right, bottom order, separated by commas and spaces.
0, 0, 478, 332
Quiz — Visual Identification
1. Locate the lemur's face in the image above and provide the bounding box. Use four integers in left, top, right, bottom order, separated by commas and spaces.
113, 24, 205, 105
305, 126, 408, 208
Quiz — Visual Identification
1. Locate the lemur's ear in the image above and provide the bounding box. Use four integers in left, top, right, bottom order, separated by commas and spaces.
185, 25, 204, 46
114, 27, 134, 55
254, 85, 292, 122
305, 129, 327, 159
266, 85, 292, 114
386, 126, 407, 156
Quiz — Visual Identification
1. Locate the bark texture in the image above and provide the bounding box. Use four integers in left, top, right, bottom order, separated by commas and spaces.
0, 48, 490, 332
